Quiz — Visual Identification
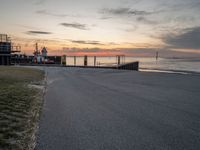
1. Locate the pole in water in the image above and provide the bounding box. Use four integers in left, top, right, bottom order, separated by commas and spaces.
84, 55, 88, 66
94, 56, 96, 66
117, 55, 121, 65
74, 56, 76, 66
61, 55, 66, 65
156, 51, 159, 60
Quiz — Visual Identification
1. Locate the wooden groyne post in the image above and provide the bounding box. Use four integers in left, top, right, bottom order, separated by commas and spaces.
84, 55, 88, 66
74, 56, 76, 66
61, 55, 66, 65
117, 55, 121, 65
94, 56, 96, 66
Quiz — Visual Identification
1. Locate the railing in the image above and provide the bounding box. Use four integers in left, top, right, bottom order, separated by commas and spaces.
61, 55, 139, 71
12, 55, 139, 71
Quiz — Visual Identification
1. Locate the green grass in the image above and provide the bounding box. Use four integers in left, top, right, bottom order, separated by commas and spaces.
0, 66, 44, 150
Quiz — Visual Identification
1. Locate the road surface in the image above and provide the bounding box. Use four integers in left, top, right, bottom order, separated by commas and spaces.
36, 67, 200, 150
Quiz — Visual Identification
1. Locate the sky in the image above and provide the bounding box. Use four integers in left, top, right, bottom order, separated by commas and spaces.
0, 0, 200, 57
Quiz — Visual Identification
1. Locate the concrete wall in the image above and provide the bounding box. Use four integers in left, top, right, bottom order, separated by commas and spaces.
117, 62, 139, 71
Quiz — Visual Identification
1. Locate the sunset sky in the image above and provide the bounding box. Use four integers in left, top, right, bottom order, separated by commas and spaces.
1, 0, 200, 57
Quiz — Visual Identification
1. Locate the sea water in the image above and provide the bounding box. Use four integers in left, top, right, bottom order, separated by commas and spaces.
65, 56, 200, 73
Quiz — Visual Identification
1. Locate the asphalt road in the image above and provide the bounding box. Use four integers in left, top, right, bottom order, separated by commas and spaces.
36, 67, 200, 150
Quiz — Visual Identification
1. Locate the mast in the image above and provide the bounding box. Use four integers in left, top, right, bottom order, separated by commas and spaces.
36, 43, 38, 54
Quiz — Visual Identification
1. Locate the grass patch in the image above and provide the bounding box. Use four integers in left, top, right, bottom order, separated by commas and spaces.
0, 66, 45, 150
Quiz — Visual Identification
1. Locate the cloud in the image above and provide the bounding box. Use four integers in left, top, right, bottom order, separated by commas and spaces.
26, 31, 52, 35
100, 8, 154, 16
36, 10, 68, 17
68, 40, 120, 46
60, 23, 89, 30
61, 47, 178, 57
16, 24, 42, 30
33, 0, 46, 5
70, 40, 104, 45
163, 26, 200, 49
63, 47, 103, 53
100, 16, 113, 20
160, 0, 200, 12
62, 47, 125, 56
136, 17, 158, 25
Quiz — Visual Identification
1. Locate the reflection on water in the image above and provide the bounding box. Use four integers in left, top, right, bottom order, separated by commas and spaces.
65, 56, 200, 73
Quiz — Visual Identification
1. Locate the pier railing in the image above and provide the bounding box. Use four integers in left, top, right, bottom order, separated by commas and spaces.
12, 55, 139, 71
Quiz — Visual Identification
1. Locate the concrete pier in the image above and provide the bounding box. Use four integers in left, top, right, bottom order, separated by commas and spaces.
117, 62, 139, 71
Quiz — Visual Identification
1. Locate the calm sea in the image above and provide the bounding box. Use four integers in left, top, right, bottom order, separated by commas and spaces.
65, 56, 200, 73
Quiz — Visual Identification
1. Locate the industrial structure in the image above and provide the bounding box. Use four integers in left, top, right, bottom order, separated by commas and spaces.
33, 43, 48, 63
0, 34, 11, 65
0, 34, 20, 65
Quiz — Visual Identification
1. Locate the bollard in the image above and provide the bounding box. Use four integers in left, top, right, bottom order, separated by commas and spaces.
74, 56, 76, 66
84, 55, 88, 66
117, 55, 121, 65
61, 55, 66, 65
94, 56, 96, 66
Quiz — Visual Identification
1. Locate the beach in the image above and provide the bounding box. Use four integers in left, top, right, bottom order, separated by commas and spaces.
35, 67, 200, 150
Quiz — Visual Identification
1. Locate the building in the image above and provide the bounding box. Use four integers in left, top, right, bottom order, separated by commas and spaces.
0, 34, 11, 65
